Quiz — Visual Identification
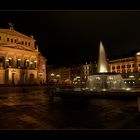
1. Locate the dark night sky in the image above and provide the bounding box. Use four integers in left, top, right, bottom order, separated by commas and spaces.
0, 10, 140, 66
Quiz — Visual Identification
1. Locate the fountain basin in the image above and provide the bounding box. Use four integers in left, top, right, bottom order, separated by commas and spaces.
86, 73, 128, 92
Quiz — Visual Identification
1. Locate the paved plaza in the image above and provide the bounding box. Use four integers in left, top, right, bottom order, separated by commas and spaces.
0, 86, 140, 129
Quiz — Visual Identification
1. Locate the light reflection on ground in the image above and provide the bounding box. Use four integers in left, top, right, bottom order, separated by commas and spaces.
0, 86, 139, 129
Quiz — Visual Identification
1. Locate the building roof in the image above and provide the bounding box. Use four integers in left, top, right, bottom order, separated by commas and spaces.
0, 28, 35, 41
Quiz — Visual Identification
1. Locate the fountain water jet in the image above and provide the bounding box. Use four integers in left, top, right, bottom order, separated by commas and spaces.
86, 41, 128, 92
97, 41, 108, 73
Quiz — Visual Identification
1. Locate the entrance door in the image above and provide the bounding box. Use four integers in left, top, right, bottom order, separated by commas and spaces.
29, 74, 35, 84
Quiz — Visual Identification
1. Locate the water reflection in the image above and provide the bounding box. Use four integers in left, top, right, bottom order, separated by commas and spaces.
0, 87, 139, 129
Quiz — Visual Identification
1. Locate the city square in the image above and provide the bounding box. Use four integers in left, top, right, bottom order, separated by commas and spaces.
1, 11, 140, 130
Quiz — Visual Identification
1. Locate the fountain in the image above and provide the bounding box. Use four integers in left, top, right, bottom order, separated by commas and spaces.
97, 41, 108, 73
86, 41, 128, 92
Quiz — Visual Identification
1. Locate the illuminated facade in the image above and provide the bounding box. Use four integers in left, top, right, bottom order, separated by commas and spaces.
109, 56, 136, 73
81, 62, 95, 81
70, 65, 81, 81
47, 66, 71, 84
0, 25, 46, 85
109, 53, 140, 87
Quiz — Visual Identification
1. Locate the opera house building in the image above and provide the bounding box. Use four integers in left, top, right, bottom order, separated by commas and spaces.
0, 25, 46, 85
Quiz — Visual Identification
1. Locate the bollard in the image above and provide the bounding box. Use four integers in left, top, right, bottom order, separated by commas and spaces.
138, 97, 140, 112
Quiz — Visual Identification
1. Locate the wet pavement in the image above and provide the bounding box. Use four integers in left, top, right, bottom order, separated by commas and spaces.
0, 86, 140, 129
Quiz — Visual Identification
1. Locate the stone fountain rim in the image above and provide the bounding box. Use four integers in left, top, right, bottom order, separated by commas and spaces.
89, 72, 122, 75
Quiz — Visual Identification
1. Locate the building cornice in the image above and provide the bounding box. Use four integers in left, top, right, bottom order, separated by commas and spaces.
0, 28, 35, 41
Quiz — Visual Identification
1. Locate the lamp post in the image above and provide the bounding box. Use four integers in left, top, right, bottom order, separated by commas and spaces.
50, 73, 55, 83
56, 74, 61, 87
56, 74, 60, 83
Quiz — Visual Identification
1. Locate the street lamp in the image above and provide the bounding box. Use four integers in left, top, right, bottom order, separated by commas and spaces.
56, 74, 61, 84
56, 74, 60, 78
50, 73, 55, 83
50, 73, 55, 77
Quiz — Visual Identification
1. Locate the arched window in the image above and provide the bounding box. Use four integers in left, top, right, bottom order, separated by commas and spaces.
127, 64, 131, 68
117, 66, 120, 69
24, 59, 30, 68
0, 57, 4, 67
0, 58, 3, 63
34, 60, 37, 68
6, 57, 13, 68
30, 61, 33, 68
17, 58, 21, 67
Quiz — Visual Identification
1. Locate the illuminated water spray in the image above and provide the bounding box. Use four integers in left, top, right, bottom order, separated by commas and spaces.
86, 41, 128, 91
97, 41, 108, 73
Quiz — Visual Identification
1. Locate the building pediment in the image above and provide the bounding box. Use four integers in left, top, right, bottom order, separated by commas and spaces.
0, 29, 35, 41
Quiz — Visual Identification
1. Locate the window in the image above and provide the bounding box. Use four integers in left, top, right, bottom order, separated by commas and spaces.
11, 39, 13, 42
117, 66, 120, 69
0, 36, 1, 40
0, 58, 3, 63
25, 42, 27, 45
122, 65, 126, 68
127, 64, 131, 68
112, 66, 115, 69
7, 58, 13, 67
0, 57, 3, 67
34, 60, 37, 68
21, 41, 24, 45
30, 62, 33, 68
28, 42, 30, 46
7, 38, 9, 42
132, 64, 134, 67
15, 39, 17, 43
117, 70, 120, 73
26, 60, 30, 68
122, 69, 126, 73
127, 69, 131, 73
17, 59, 21, 67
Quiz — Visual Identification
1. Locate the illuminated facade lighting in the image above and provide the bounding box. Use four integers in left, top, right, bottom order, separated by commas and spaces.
0, 26, 47, 85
